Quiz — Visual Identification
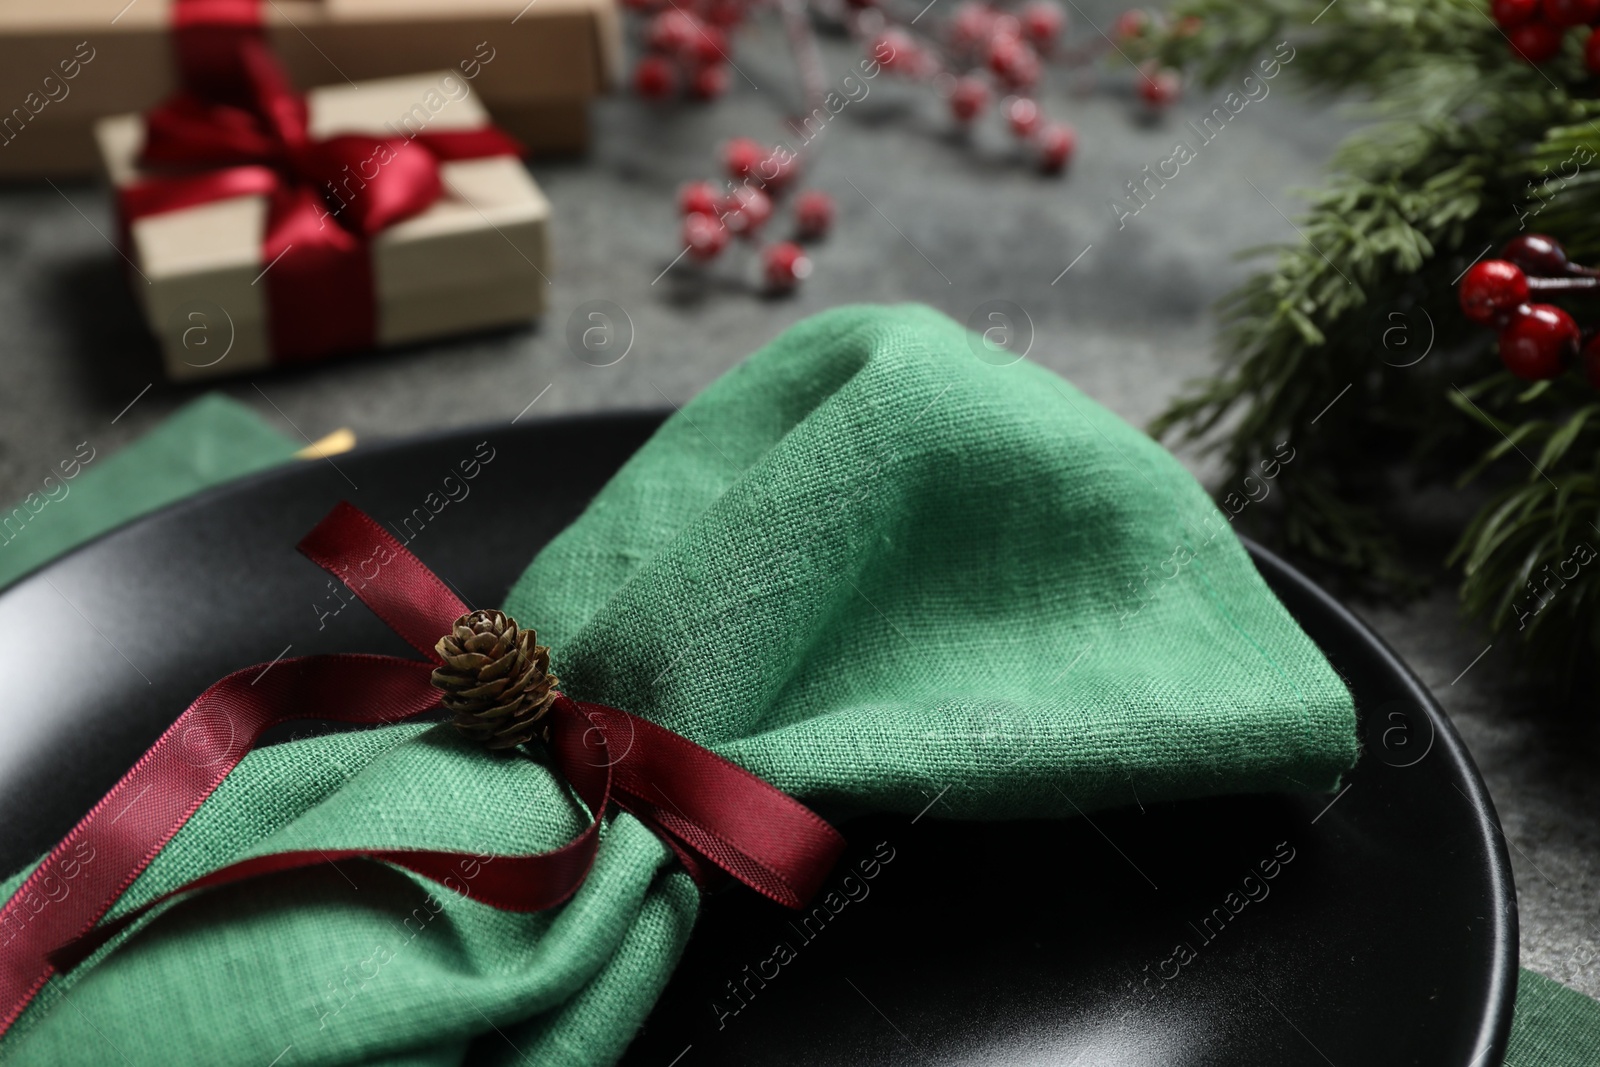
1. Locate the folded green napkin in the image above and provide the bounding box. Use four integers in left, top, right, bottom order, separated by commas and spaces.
0, 394, 301, 591
0, 304, 1559, 1065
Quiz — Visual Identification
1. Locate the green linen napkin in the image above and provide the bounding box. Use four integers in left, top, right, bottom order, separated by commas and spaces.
0, 303, 1480, 1066
0, 394, 301, 591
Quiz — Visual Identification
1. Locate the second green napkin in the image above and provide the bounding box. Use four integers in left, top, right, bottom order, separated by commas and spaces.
0, 395, 301, 591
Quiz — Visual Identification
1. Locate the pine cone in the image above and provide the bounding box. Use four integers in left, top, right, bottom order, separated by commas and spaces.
431, 609, 559, 749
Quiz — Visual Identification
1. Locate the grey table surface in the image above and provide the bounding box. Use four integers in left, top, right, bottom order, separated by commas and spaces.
1, 2, 1598, 1008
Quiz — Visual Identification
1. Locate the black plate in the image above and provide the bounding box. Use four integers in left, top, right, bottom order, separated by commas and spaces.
0, 414, 1516, 1066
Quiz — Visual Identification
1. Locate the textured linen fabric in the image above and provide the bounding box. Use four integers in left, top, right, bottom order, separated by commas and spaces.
509, 304, 1356, 818
1507, 969, 1600, 1066
0, 394, 302, 591
3, 304, 1364, 1065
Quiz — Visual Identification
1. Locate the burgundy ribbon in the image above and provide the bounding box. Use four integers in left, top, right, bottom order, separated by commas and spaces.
121, 0, 522, 362
0, 502, 845, 1037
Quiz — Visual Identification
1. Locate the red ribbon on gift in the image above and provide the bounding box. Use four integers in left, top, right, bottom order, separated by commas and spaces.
0, 503, 846, 1036
119, 0, 522, 362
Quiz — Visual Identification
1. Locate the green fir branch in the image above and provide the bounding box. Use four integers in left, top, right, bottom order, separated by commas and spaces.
1145, 0, 1600, 691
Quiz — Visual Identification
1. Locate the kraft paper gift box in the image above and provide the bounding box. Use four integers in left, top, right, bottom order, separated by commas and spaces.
0, 0, 620, 178
94, 71, 551, 381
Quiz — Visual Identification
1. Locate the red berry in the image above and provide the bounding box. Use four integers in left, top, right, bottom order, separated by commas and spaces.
689, 63, 730, 99
1582, 333, 1600, 387
685, 23, 728, 65
647, 10, 701, 53
1020, 0, 1067, 50
1036, 122, 1075, 173
1493, 0, 1541, 24
1459, 260, 1530, 326
1543, 0, 1600, 26
950, 2, 996, 51
722, 185, 773, 235
632, 56, 677, 99
987, 33, 1040, 89
873, 30, 920, 74
1499, 304, 1579, 379
678, 180, 721, 217
794, 190, 835, 239
759, 150, 799, 192
683, 212, 729, 261
985, 33, 1022, 71
1138, 65, 1182, 107
1509, 21, 1564, 63
1005, 96, 1042, 137
948, 76, 991, 123
989, 13, 1023, 38
1114, 9, 1151, 42
762, 241, 811, 291
724, 137, 767, 180
1173, 14, 1203, 36
1586, 25, 1600, 72
1502, 234, 1571, 277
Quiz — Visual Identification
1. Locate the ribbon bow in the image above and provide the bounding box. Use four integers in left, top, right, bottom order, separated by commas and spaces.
118, 7, 522, 362
0, 503, 846, 1036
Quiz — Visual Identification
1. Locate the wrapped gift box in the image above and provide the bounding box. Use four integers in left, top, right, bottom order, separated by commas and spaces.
96, 71, 550, 381
0, 0, 619, 177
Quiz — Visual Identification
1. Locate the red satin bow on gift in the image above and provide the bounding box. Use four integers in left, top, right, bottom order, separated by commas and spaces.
119, 0, 522, 361
0, 503, 845, 1036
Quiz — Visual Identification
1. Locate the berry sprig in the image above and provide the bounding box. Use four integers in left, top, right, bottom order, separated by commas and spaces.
923, 1, 1091, 172
632, 2, 1190, 293
626, 0, 1187, 168
1492, 0, 1600, 68
856, 2, 1190, 168
675, 138, 835, 294
627, 0, 744, 100
1457, 234, 1600, 382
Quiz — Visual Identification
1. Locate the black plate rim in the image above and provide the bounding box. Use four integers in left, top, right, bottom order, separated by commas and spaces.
1244, 538, 1519, 1063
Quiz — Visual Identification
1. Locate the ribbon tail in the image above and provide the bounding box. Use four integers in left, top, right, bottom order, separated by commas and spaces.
48, 809, 611, 977
0, 506, 475, 1034
39, 698, 625, 985
297, 501, 468, 656
0, 655, 442, 1035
